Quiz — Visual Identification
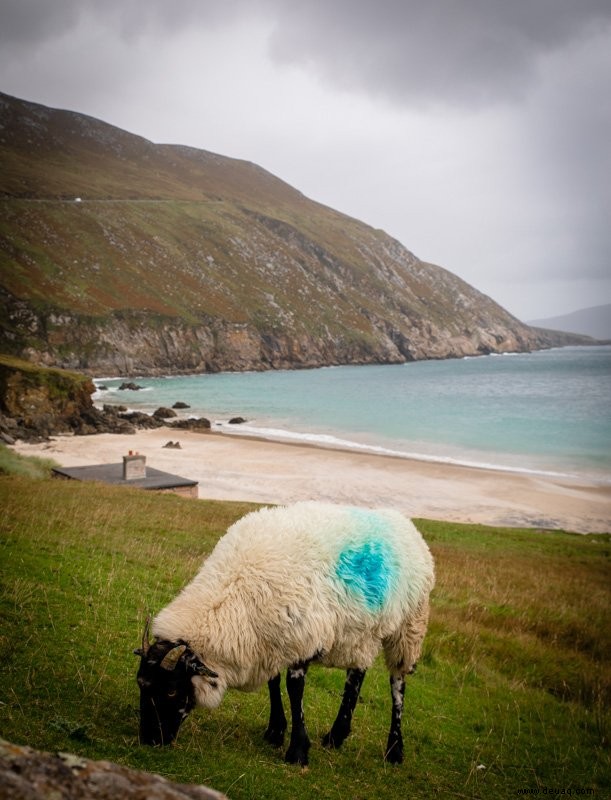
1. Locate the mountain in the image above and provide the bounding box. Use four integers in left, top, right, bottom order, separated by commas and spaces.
528, 305, 611, 341
0, 92, 593, 376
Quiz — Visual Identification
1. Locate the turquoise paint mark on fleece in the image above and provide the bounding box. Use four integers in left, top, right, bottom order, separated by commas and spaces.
335, 510, 397, 610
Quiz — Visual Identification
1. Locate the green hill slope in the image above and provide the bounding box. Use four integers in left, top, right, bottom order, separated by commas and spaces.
0, 92, 590, 375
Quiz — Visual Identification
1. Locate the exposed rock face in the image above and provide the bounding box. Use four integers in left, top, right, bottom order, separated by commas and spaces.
0, 356, 164, 441
2, 288, 590, 378
0, 356, 94, 435
0, 355, 103, 441
0, 739, 226, 800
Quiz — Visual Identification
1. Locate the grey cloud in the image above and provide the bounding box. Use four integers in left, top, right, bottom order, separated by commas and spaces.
3, 0, 610, 108
94, 0, 252, 40
0, 0, 251, 47
523, 31, 611, 281
0, 0, 81, 46
265, 0, 611, 107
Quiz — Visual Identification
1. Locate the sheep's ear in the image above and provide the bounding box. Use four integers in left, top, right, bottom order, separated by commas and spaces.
185, 652, 218, 678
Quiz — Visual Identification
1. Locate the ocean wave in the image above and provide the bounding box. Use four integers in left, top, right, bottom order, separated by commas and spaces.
462, 351, 523, 360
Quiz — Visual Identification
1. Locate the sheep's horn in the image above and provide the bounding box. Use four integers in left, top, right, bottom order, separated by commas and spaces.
141, 616, 152, 656
160, 644, 187, 671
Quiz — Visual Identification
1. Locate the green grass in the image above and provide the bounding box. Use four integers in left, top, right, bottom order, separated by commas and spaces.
0, 442, 58, 479
0, 474, 609, 799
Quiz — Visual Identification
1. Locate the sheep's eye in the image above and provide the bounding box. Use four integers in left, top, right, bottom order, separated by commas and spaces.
167, 689, 177, 698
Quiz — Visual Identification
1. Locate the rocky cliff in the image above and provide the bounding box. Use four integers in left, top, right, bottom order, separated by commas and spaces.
0, 355, 218, 441
0, 92, 593, 375
0, 355, 135, 440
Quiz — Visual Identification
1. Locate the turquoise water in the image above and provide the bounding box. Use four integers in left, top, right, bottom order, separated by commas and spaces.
94, 346, 611, 480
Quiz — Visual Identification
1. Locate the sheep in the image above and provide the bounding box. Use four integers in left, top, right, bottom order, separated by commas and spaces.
135, 501, 434, 765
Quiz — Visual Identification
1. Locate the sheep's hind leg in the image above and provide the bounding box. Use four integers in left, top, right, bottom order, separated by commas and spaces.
284, 662, 311, 765
264, 673, 287, 747
322, 668, 366, 749
385, 674, 406, 764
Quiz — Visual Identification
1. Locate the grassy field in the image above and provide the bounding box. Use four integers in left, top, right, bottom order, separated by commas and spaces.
0, 470, 609, 799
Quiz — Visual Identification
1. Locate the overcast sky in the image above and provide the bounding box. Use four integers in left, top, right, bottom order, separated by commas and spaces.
1, 0, 610, 320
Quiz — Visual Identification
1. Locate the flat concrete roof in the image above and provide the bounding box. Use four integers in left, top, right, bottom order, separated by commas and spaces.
52, 463, 198, 491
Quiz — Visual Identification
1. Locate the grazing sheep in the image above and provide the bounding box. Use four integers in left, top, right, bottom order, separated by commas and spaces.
135, 501, 434, 765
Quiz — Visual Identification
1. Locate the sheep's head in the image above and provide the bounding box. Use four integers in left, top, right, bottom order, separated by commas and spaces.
135, 618, 218, 746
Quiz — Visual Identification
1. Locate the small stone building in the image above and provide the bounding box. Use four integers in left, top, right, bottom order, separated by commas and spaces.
52, 453, 198, 498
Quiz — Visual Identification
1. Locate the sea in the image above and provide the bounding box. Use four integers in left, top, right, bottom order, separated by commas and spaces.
94, 345, 611, 483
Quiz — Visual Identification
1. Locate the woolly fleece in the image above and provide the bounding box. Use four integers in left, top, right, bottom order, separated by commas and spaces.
153, 502, 434, 708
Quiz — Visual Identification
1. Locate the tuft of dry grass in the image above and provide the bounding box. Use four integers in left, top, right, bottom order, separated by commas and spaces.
420, 520, 610, 716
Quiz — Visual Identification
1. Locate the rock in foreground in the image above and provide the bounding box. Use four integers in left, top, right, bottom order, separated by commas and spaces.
0, 739, 227, 800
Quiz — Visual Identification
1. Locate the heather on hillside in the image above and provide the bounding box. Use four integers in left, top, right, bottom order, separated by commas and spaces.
0, 92, 590, 376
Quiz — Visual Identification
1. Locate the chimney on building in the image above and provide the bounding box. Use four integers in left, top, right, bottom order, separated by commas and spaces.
123, 452, 146, 480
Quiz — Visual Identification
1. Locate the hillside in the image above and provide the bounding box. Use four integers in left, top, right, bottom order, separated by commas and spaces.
528, 304, 611, 341
0, 92, 592, 375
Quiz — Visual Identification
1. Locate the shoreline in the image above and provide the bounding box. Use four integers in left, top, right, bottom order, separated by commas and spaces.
11, 427, 611, 534
214, 424, 609, 482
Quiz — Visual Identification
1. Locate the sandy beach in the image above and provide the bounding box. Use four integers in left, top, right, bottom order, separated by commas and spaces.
12, 427, 611, 534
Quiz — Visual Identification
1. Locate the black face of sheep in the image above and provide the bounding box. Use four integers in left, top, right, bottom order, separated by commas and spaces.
135, 620, 217, 746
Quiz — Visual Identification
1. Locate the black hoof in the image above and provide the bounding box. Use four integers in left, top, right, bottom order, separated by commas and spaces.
264, 726, 286, 747
384, 744, 403, 764
284, 744, 310, 766
321, 728, 347, 749
321, 731, 337, 749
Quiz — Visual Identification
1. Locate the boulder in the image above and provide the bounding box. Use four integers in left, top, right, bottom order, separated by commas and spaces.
169, 417, 211, 431
228, 416, 247, 424
153, 407, 178, 419
118, 411, 164, 429
172, 401, 191, 409
118, 382, 143, 391
0, 739, 226, 800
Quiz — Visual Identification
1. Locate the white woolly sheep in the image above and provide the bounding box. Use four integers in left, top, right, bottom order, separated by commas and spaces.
135, 501, 435, 765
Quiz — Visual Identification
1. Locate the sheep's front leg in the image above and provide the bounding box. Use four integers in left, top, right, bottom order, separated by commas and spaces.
322, 668, 366, 749
264, 673, 287, 747
284, 662, 310, 765
385, 675, 405, 763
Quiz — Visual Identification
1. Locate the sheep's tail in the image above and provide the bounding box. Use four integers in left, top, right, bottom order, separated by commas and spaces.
382, 595, 430, 677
